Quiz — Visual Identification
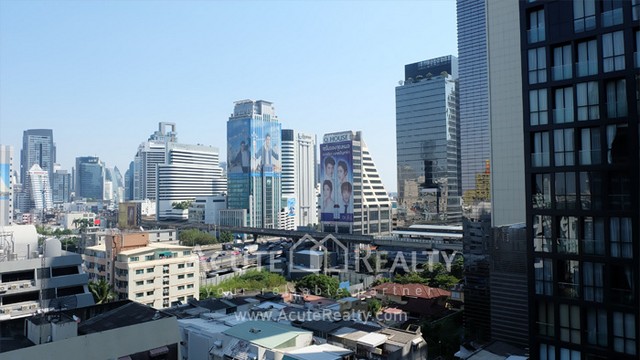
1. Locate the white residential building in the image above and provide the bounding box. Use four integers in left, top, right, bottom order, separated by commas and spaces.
281, 129, 317, 229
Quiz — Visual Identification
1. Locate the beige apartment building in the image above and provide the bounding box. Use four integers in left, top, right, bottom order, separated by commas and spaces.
83, 231, 199, 309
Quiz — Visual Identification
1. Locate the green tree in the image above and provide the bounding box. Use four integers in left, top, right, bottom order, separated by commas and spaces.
394, 272, 428, 285
450, 255, 464, 279
88, 279, 116, 304
178, 228, 217, 246
367, 298, 382, 316
199, 270, 287, 299
219, 231, 234, 243
172, 201, 192, 210
295, 274, 340, 298
433, 273, 460, 289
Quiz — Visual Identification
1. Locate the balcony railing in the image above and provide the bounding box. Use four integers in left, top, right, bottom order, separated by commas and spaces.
552, 64, 572, 80
602, 8, 623, 27
576, 61, 597, 77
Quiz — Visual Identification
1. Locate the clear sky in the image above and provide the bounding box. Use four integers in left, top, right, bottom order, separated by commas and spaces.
0, 0, 457, 193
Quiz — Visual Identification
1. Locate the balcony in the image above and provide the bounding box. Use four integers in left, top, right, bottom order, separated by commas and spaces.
531, 152, 550, 167
553, 108, 574, 123
552, 64, 572, 80
601, 8, 623, 27
576, 61, 597, 77
528, 27, 545, 44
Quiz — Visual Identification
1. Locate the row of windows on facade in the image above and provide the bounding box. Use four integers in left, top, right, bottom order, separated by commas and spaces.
529, 78, 634, 126
528, 30, 640, 85
134, 284, 195, 297
128, 250, 189, 262
111, 273, 196, 288
531, 215, 632, 258
536, 307, 636, 357
527, 1, 640, 44
531, 169, 631, 211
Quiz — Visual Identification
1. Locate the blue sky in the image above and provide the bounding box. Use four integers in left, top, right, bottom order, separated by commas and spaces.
0, 0, 457, 193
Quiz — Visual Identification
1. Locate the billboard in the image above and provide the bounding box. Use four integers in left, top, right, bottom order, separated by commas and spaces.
227, 119, 281, 176
0, 164, 9, 200
287, 197, 296, 217
320, 141, 353, 222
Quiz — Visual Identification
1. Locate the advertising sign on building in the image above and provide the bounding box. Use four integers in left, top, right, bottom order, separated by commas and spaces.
0, 164, 9, 200
228, 119, 282, 176
320, 141, 353, 222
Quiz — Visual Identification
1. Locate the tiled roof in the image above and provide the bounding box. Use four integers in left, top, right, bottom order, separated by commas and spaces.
371, 283, 451, 299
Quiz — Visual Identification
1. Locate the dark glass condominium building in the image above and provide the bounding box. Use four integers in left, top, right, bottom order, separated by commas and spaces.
520, 1, 640, 358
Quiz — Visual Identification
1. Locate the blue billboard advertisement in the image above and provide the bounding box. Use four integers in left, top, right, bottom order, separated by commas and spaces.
0, 164, 9, 200
320, 141, 353, 222
227, 119, 282, 176
287, 197, 296, 217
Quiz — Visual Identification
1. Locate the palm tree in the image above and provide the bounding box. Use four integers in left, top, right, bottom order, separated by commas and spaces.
88, 279, 116, 304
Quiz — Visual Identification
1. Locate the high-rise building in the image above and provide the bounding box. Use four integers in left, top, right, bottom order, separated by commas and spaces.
458, 0, 491, 206
517, 1, 639, 358
227, 100, 282, 228
52, 169, 71, 204
0, 145, 14, 226
156, 143, 226, 220
395, 56, 462, 226
124, 161, 135, 201
320, 131, 392, 235
75, 156, 105, 200
281, 129, 317, 229
25, 164, 53, 212
20, 129, 55, 186
131, 122, 178, 201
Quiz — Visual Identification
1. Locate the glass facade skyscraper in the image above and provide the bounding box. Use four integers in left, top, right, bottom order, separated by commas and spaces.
519, 1, 640, 358
75, 156, 105, 200
227, 100, 282, 228
395, 56, 461, 225
457, 0, 491, 206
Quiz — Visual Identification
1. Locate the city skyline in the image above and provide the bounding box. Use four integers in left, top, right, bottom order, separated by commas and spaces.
0, 1, 458, 193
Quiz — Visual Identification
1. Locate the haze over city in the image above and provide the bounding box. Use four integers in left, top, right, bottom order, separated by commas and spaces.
0, 0, 458, 192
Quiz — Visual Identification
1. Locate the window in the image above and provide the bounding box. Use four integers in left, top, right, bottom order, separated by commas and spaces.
636, 30, 640, 68
538, 301, 555, 337
534, 216, 552, 253
532, 173, 551, 209
602, 0, 624, 27
559, 304, 581, 344
579, 127, 601, 165
146, 290, 154, 296
183, 251, 191, 256
529, 47, 547, 84
145, 255, 154, 261
178, 274, 185, 279
613, 312, 637, 355
136, 292, 143, 298
554, 87, 574, 123
633, 0, 640, 21
530, 89, 549, 125
146, 267, 154, 273
187, 284, 194, 289
611, 264, 634, 305
554, 129, 574, 166
147, 279, 154, 284
583, 262, 604, 302
559, 349, 581, 360
540, 344, 555, 360
528, 9, 545, 43
557, 216, 578, 254
610, 217, 632, 258
583, 217, 605, 255
579, 172, 603, 210
606, 79, 627, 118
178, 264, 185, 269
576, 82, 599, 120
553, 45, 572, 80
558, 259, 580, 299
576, 39, 598, 76
130, 256, 139, 262
178, 285, 185, 291
606, 124, 628, 164
187, 262, 194, 267
532, 131, 550, 167
535, 258, 553, 295
609, 173, 631, 210
555, 173, 577, 210
587, 308, 608, 346
603, 31, 625, 72
135, 269, 144, 275
136, 281, 144, 286
573, 0, 596, 32
187, 273, 194, 278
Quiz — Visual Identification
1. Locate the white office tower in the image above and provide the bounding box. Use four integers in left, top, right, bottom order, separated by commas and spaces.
157, 143, 226, 220
0, 145, 13, 226
26, 164, 53, 212
132, 122, 178, 201
280, 129, 317, 229
320, 131, 392, 235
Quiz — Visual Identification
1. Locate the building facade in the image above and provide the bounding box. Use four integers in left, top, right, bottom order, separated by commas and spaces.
132, 122, 178, 201
395, 56, 462, 226
457, 0, 491, 206
320, 131, 392, 235
20, 129, 55, 188
25, 164, 53, 212
227, 100, 282, 228
75, 156, 105, 201
52, 169, 71, 204
156, 143, 226, 220
519, 1, 640, 358
281, 129, 317, 229
0, 145, 13, 226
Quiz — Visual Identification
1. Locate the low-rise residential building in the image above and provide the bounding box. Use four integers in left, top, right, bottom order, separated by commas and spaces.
188, 195, 226, 225
1, 301, 180, 360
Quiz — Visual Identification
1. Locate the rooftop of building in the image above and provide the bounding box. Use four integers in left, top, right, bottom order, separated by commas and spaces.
77, 301, 172, 335
222, 320, 310, 349
371, 283, 451, 299
285, 343, 353, 360
118, 242, 192, 256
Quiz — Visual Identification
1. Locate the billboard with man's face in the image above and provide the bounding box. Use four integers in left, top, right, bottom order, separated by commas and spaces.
227, 119, 282, 177
320, 141, 353, 222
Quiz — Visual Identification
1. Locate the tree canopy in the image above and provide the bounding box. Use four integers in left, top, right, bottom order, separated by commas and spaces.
295, 274, 349, 299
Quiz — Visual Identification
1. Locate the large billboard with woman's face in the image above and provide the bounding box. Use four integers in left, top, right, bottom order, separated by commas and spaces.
320, 140, 353, 222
